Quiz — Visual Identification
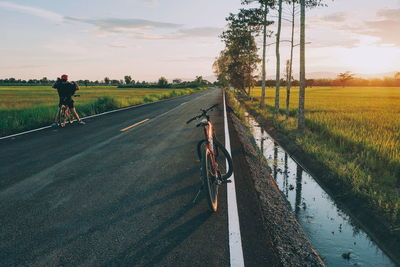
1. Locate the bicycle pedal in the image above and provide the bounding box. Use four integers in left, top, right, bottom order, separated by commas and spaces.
222, 179, 232, 184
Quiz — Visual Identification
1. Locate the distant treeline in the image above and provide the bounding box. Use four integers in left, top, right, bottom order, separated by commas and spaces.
2, 76, 399, 87
0, 76, 218, 88
259, 77, 400, 87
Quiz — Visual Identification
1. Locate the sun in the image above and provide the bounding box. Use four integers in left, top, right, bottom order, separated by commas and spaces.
342, 45, 400, 74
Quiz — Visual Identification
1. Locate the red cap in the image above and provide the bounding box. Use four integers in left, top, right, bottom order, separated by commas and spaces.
61, 74, 68, 80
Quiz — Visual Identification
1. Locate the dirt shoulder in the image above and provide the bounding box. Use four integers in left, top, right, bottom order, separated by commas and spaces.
244, 107, 400, 265
228, 109, 325, 267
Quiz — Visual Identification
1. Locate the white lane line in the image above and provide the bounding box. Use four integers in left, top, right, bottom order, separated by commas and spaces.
223, 90, 245, 267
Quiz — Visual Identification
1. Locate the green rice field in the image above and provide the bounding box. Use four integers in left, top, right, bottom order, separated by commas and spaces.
0, 86, 200, 137
245, 86, 400, 224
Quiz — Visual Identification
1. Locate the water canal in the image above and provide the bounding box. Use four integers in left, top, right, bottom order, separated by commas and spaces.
246, 114, 396, 266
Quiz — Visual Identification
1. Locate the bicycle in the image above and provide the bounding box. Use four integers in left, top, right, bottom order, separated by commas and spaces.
187, 104, 233, 212
55, 94, 80, 127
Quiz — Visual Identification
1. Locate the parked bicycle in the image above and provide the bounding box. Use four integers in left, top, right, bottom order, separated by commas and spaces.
187, 104, 233, 211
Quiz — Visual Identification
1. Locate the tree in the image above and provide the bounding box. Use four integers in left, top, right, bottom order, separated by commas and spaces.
242, 0, 275, 107
298, 0, 326, 131
172, 78, 182, 84
195, 76, 204, 85
41, 77, 48, 84
158, 77, 168, 88
285, 60, 291, 119
104, 77, 110, 85
215, 9, 261, 96
285, 0, 298, 120
395, 72, 400, 81
124, 75, 132, 84
337, 71, 355, 87
274, 0, 283, 115
213, 50, 231, 88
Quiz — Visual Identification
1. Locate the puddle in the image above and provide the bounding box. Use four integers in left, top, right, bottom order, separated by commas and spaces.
246, 114, 397, 267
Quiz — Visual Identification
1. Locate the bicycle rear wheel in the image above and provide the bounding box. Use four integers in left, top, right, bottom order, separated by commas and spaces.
58, 107, 67, 127
201, 146, 219, 212
213, 138, 233, 181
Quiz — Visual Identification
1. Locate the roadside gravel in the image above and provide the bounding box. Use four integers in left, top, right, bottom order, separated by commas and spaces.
229, 111, 325, 267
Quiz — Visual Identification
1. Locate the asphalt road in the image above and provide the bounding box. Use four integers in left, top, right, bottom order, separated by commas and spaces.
0, 88, 276, 266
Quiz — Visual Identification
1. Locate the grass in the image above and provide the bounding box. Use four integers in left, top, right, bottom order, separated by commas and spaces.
242, 86, 400, 225
0, 86, 202, 137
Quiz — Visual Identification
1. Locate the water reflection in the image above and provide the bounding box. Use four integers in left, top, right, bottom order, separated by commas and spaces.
283, 153, 289, 197
295, 165, 303, 217
246, 113, 396, 267
273, 142, 278, 180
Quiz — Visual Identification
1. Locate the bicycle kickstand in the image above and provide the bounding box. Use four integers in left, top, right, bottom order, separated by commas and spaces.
192, 184, 203, 204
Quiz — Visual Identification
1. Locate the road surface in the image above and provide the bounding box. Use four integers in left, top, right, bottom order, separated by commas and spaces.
0, 88, 277, 266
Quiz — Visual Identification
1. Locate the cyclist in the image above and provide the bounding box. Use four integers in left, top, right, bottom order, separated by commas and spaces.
53, 74, 85, 125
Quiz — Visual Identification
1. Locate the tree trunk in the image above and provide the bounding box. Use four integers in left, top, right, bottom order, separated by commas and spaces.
260, 3, 268, 109
275, 0, 283, 115
286, 0, 295, 120
298, 0, 306, 130
285, 60, 291, 119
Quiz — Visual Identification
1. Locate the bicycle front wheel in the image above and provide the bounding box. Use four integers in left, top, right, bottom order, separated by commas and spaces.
201, 146, 219, 212
198, 137, 233, 181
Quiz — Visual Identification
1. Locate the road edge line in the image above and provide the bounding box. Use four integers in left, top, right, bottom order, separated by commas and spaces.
223, 90, 245, 267
0, 90, 204, 141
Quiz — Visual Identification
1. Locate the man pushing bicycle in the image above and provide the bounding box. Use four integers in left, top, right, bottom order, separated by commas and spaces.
53, 74, 85, 125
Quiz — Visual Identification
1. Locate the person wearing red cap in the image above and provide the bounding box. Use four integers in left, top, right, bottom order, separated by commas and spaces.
52, 74, 85, 125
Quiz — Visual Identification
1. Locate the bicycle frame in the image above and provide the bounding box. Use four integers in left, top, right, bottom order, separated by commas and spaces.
203, 120, 219, 178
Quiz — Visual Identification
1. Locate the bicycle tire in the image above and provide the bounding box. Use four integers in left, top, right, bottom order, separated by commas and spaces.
58, 107, 67, 127
197, 137, 233, 180
201, 146, 219, 212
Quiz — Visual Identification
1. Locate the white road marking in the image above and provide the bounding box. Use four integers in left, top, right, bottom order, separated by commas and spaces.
0, 126, 52, 140
223, 90, 245, 267
0, 93, 199, 141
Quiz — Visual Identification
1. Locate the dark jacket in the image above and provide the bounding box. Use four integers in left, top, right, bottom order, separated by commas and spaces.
53, 78, 78, 99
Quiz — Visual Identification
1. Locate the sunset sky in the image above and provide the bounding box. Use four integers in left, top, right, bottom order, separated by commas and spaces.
1, 0, 399, 81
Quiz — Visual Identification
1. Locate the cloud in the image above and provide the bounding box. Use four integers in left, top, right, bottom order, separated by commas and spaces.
65, 17, 182, 33
347, 8, 400, 45
161, 56, 214, 63
0, 1, 63, 22
322, 12, 347, 22
130, 0, 159, 6
176, 27, 222, 38
96, 26, 222, 40
0, 1, 220, 41
140, 27, 222, 40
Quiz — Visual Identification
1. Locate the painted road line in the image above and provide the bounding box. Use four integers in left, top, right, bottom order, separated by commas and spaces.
0, 126, 52, 141
0, 90, 204, 141
120, 119, 149, 132
223, 90, 245, 267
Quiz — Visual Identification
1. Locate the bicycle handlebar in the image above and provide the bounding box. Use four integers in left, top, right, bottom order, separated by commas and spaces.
186, 103, 218, 124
